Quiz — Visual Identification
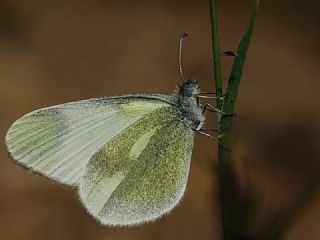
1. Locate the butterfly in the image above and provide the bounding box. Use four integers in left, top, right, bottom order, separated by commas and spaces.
5, 33, 226, 226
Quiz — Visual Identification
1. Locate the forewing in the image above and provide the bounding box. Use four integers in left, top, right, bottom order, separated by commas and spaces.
79, 107, 194, 226
5, 95, 170, 185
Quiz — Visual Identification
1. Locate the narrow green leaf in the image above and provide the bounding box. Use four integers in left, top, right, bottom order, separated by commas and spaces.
216, 2, 260, 239
219, 0, 260, 139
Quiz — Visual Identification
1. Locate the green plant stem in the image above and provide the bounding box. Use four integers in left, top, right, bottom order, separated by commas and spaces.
209, 0, 223, 109
209, 1, 259, 239
208, 0, 228, 239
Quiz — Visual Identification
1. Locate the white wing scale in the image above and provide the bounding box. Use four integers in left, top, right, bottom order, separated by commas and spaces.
6, 95, 171, 185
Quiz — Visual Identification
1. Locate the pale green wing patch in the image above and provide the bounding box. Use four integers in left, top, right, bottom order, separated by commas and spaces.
79, 107, 194, 226
5, 96, 170, 186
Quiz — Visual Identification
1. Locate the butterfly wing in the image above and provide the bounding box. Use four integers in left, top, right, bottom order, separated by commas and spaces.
5, 95, 172, 186
79, 107, 194, 226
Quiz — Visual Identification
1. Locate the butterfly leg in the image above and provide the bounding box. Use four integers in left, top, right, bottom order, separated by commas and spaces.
202, 103, 222, 114
195, 93, 227, 100
200, 128, 218, 132
196, 95, 218, 99
199, 92, 216, 94
196, 130, 230, 150
202, 103, 236, 117
196, 130, 219, 143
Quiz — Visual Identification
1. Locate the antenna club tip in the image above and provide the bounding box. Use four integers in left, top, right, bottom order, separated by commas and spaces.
180, 32, 188, 38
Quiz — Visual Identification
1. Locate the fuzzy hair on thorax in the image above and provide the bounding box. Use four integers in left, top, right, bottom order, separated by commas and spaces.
172, 79, 205, 131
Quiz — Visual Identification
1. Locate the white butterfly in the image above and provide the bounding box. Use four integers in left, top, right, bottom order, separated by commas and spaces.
5, 33, 222, 226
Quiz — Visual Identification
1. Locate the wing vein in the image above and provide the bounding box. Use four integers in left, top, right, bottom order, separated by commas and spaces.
28, 111, 120, 167
10, 108, 117, 156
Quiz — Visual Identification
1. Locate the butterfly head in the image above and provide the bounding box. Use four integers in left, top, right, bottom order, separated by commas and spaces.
179, 79, 200, 98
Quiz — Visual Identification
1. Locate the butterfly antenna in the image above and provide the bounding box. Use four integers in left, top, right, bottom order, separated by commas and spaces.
188, 51, 237, 80
179, 32, 188, 82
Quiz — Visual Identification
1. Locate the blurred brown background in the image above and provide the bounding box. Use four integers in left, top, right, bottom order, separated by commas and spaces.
0, 0, 319, 239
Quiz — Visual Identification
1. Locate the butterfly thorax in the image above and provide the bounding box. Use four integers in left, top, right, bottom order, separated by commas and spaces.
172, 79, 205, 131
